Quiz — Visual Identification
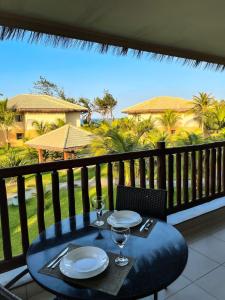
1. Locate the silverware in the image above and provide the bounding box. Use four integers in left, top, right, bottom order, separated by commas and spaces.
47, 247, 69, 268
51, 252, 68, 269
144, 220, 154, 231
139, 218, 151, 232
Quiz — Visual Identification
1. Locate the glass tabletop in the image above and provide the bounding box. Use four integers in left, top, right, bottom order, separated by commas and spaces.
26, 212, 188, 300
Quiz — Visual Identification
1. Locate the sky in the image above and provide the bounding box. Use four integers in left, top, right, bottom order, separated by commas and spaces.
1, 39, 225, 117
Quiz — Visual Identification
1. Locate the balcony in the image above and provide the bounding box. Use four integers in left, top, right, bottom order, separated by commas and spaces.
1, 140, 225, 299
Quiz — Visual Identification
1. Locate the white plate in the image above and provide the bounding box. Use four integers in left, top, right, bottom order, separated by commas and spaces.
107, 210, 142, 228
59, 246, 109, 279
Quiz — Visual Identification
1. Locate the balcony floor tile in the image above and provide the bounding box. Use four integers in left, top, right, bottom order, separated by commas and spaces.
166, 283, 217, 300
11, 285, 27, 299
140, 275, 191, 300
29, 290, 54, 300
195, 265, 225, 300
189, 235, 225, 264
182, 248, 219, 281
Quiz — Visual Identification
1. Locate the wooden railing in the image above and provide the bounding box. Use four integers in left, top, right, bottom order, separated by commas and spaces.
1, 140, 225, 272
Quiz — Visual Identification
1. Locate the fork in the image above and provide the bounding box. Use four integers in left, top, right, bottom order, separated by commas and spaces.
51, 253, 67, 269
47, 247, 69, 268
144, 220, 154, 231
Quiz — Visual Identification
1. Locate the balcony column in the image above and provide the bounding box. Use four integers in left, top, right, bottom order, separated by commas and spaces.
37, 149, 44, 163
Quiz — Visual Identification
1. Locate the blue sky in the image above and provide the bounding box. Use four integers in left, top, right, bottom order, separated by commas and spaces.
1, 40, 225, 117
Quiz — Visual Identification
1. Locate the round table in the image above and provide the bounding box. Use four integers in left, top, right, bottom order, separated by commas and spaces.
27, 212, 188, 300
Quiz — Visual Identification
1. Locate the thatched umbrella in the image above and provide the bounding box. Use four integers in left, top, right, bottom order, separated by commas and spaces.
25, 124, 95, 162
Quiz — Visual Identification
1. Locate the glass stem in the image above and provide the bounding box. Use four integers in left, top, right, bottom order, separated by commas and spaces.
119, 248, 123, 258
97, 210, 100, 221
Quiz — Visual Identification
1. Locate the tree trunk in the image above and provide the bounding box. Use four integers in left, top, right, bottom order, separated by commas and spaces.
6, 128, 10, 150
1, 126, 10, 149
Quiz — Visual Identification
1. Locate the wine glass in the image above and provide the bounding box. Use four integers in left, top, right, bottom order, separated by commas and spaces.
111, 226, 130, 266
91, 196, 105, 226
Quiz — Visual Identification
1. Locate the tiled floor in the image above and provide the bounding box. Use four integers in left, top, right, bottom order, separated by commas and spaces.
11, 213, 225, 300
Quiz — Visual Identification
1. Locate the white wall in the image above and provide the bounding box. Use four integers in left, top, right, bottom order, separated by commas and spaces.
65, 112, 81, 127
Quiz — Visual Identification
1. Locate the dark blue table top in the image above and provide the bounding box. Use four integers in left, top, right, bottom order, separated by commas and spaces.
26, 212, 188, 299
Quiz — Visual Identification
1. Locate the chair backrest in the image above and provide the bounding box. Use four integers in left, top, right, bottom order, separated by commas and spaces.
116, 185, 167, 221
0, 285, 22, 300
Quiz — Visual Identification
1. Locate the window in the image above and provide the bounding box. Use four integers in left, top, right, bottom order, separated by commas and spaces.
15, 114, 23, 122
16, 133, 24, 140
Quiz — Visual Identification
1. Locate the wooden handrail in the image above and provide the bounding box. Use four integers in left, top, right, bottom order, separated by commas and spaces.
1, 140, 225, 178
0, 148, 160, 178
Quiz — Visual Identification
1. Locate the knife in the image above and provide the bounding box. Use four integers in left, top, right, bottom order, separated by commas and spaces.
144, 220, 154, 230
47, 247, 69, 268
139, 218, 151, 232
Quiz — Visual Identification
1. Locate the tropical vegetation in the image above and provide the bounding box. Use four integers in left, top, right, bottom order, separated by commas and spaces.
32, 76, 118, 123
0, 99, 16, 149
157, 110, 181, 134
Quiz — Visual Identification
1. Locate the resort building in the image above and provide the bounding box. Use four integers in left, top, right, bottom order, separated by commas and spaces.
122, 96, 199, 132
0, 94, 87, 147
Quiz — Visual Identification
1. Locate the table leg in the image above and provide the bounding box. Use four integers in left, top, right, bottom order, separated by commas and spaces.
154, 292, 158, 300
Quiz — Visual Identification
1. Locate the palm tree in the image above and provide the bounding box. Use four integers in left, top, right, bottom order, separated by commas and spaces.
92, 126, 150, 156
192, 92, 214, 135
0, 99, 16, 149
136, 117, 155, 138
158, 110, 181, 133
94, 97, 108, 119
0, 149, 28, 168
79, 98, 94, 124
32, 120, 51, 135
176, 131, 203, 145
94, 91, 117, 119
205, 102, 225, 131
49, 118, 65, 130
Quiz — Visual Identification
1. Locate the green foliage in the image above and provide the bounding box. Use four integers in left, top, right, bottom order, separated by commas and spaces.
49, 118, 66, 130
0, 148, 28, 168
205, 101, 225, 131
33, 76, 76, 103
94, 90, 117, 119
0, 99, 16, 148
192, 92, 214, 135
32, 118, 65, 135
79, 98, 94, 124
91, 118, 153, 155
173, 131, 203, 146
157, 110, 181, 133
32, 120, 51, 135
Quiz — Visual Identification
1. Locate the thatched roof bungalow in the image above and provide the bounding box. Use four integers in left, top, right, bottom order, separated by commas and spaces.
122, 96, 197, 131
8, 94, 87, 113
122, 96, 194, 114
0, 94, 88, 147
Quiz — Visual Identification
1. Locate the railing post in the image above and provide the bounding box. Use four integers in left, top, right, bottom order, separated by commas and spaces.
157, 141, 166, 190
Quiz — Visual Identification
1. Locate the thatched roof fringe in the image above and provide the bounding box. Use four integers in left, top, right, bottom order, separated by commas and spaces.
1, 25, 225, 71
13, 108, 86, 113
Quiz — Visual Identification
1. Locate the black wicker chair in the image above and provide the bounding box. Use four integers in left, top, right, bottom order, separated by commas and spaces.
116, 185, 167, 221
0, 284, 22, 300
